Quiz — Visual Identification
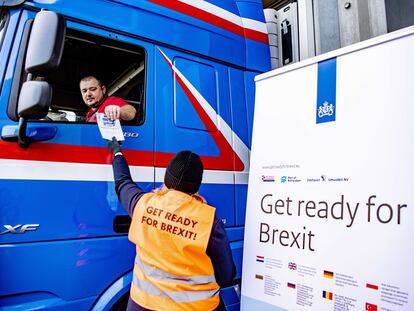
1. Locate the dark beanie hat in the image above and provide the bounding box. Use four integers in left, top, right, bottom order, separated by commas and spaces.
164, 150, 203, 194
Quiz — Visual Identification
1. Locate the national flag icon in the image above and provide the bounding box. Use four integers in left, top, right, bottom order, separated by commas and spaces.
322, 290, 333, 300
365, 302, 378, 311
366, 283, 379, 290
255, 274, 263, 280
287, 282, 296, 289
256, 255, 264, 263
323, 270, 334, 279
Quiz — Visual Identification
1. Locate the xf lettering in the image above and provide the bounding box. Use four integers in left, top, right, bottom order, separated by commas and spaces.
1, 224, 39, 234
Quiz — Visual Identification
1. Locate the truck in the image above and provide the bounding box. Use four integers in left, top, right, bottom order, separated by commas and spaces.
0, 0, 270, 310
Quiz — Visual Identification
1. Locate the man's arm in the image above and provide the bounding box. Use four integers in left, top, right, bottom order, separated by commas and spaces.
105, 104, 136, 121
119, 104, 137, 121
206, 216, 236, 287
112, 155, 145, 216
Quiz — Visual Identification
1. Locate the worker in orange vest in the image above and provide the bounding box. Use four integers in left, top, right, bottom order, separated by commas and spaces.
108, 138, 236, 311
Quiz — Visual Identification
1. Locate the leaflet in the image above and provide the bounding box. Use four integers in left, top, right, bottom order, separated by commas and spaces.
96, 113, 124, 141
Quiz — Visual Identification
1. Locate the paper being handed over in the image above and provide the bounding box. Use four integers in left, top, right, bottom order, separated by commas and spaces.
96, 113, 125, 141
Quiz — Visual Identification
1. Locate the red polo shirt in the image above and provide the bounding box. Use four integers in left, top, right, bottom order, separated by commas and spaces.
86, 96, 128, 122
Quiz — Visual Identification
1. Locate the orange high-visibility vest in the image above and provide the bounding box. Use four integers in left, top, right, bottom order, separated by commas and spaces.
128, 190, 220, 311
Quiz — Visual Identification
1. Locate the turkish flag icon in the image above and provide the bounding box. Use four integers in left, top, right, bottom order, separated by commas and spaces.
366, 302, 378, 311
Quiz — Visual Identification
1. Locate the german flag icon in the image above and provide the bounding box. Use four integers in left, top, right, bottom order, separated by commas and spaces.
323, 270, 334, 279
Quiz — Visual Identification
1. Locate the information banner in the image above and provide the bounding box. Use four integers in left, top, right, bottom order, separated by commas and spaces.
241, 27, 414, 311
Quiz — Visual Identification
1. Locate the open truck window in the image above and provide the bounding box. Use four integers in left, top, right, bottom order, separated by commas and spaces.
44, 28, 146, 124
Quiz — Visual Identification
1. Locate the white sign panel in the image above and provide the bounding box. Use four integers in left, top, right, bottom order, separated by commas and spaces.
242, 27, 414, 311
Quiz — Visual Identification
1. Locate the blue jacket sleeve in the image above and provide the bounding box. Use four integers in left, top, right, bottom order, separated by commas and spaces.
112, 155, 146, 217
206, 216, 236, 287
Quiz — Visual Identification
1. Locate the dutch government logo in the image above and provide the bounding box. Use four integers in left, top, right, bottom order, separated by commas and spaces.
318, 101, 334, 118
316, 58, 337, 124
317, 99, 336, 124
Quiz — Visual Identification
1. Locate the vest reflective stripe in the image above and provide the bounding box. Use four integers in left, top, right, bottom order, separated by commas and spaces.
132, 274, 219, 303
135, 255, 217, 285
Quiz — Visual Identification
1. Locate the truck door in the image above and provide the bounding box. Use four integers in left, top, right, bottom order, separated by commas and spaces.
154, 46, 237, 226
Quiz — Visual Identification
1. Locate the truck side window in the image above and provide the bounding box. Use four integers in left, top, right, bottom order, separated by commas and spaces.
0, 9, 7, 47
45, 28, 146, 124
174, 57, 218, 131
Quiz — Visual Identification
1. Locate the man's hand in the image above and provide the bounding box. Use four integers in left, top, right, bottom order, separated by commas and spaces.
108, 137, 122, 156
104, 105, 121, 120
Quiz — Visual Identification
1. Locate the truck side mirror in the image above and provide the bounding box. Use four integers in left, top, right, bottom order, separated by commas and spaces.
25, 10, 66, 75
15, 10, 65, 148
18, 81, 52, 119
17, 81, 52, 148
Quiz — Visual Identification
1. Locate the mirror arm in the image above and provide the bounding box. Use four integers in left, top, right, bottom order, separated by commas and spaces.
17, 74, 32, 148
18, 117, 31, 148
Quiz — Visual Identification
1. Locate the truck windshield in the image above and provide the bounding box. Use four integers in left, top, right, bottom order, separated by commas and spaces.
0, 9, 7, 46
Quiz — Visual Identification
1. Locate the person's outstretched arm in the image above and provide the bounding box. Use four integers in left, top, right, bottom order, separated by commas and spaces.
109, 138, 146, 216
207, 216, 236, 287
112, 155, 146, 216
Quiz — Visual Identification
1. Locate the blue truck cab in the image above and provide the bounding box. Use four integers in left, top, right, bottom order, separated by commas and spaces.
0, 0, 270, 309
